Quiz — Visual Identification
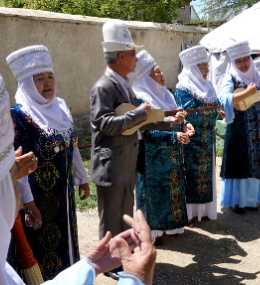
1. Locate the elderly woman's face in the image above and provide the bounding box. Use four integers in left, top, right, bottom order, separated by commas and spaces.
197, 63, 209, 80
33, 72, 55, 101
235, 56, 251, 73
150, 65, 165, 86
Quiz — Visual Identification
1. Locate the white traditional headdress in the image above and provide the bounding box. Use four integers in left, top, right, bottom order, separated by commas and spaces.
102, 20, 143, 52
131, 50, 177, 111
130, 49, 156, 83
0, 76, 24, 285
179, 45, 209, 67
177, 46, 218, 104
227, 41, 260, 88
226, 41, 251, 61
6, 45, 53, 82
6, 45, 73, 132
254, 57, 260, 72
0, 75, 15, 181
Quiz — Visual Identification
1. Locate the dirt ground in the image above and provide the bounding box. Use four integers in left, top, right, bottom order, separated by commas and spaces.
77, 159, 260, 285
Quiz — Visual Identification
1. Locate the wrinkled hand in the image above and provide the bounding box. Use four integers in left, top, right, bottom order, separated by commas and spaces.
87, 232, 119, 275
174, 110, 187, 124
24, 201, 42, 230
164, 110, 187, 124
140, 102, 152, 114
11, 147, 38, 179
87, 229, 139, 275
177, 132, 190, 144
110, 210, 156, 285
79, 183, 90, 200
234, 83, 257, 110
184, 123, 195, 137
245, 83, 257, 96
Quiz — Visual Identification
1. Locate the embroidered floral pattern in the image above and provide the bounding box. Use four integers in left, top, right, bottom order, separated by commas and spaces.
9, 105, 79, 280
175, 88, 219, 204
136, 129, 188, 231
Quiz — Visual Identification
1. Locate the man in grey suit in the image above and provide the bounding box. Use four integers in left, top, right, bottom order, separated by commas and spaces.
90, 20, 150, 245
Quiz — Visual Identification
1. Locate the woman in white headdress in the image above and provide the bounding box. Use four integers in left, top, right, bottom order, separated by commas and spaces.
175, 45, 220, 223
0, 77, 152, 284
219, 41, 260, 213
6, 45, 90, 280
131, 50, 192, 241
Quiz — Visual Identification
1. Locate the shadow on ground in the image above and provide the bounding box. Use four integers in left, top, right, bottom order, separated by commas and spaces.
154, 229, 259, 285
198, 209, 260, 242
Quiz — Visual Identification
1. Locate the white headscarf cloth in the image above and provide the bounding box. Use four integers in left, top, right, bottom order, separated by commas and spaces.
0, 77, 15, 181
176, 65, 218, 104
15, 77, 73, 131
131, 50, 178, 111
0, 75, 23, 285
177, 45, 218, 104
229, 57, 260, 88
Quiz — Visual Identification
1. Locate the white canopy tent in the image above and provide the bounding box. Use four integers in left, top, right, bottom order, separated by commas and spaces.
200, 1, 260, 53
199, 1, 260, 91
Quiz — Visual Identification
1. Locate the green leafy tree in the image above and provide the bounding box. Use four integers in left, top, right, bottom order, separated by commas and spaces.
4, 0, 191, 23
203, 0, 259, 19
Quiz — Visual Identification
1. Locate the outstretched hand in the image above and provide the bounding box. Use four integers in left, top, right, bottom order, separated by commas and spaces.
110, 210, 156, 285
11, 147, 38, 179
184, 123, 195, 137
87, 210, 156, 285
87, 228, 140, 275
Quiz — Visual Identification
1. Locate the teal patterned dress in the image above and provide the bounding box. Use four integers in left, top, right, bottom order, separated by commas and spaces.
10, 104, 80, 280
174, 88, 219, 205
136, 126, 188, 232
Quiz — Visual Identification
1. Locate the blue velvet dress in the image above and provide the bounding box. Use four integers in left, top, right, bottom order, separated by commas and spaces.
136, 115, 188, 233
10, 104, 80, 280
174, 88, 219, 221
218, 75, 260, 208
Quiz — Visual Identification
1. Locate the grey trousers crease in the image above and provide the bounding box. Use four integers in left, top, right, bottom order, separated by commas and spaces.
97, 183, 135, 239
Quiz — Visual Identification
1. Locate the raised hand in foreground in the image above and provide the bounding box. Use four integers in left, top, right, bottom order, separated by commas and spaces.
87, 210, 156, 285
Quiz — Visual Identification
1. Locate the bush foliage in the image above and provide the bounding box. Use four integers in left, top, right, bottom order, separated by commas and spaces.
4, 0, 191, 23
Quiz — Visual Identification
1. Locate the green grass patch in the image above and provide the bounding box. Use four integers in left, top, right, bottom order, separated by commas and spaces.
216, 120, 226, 157
75, 159, 97, 211
75, 182, 96, 210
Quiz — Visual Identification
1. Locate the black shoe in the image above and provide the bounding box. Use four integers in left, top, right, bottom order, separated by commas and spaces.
104, 266, 123, 281
201, 216, 210, 222
104, 271, 119, 281
154, 236, 163, 247
232, 206, 246, 214
245, 207, 258, 211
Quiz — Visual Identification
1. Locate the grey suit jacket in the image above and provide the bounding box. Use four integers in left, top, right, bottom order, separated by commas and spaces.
90, 73, 147, 187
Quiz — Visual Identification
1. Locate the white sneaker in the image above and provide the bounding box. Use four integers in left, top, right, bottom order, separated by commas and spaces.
165, 228, 184, 235
151, 230, 164, 242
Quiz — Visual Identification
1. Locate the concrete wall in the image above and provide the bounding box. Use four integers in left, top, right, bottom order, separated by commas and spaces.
0, 8, 208, 117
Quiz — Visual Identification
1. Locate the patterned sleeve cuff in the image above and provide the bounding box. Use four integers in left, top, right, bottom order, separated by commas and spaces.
17, 176, 34, 203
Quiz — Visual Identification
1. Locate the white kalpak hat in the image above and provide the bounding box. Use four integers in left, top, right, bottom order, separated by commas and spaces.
102, 20, 143, 52
6, 45, 54, 82
179, 45, 209, 67
226, 41, 251, 61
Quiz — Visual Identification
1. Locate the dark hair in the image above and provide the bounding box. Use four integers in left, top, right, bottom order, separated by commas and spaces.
104, 52, 119, 64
